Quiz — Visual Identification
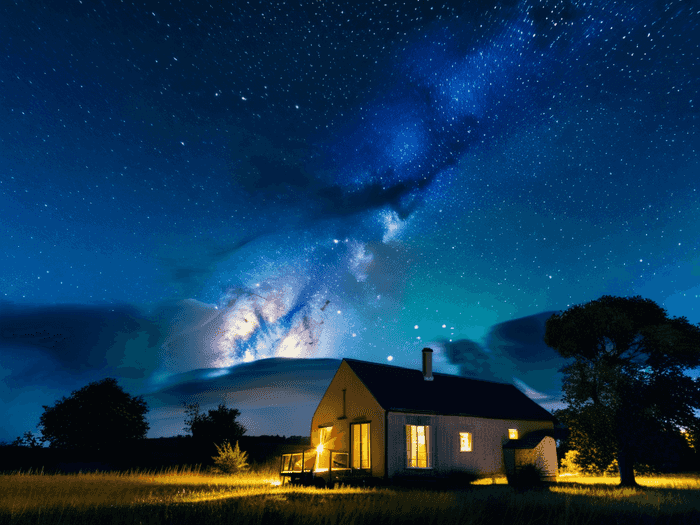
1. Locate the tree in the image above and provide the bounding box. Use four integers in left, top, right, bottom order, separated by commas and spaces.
11, 431, 45, 449
39, 378, 149, 453
184, 402, 246, 450
545, 295, 700, 487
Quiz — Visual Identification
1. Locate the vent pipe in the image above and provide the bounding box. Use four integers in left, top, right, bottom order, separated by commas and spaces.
422, 347, 433, 381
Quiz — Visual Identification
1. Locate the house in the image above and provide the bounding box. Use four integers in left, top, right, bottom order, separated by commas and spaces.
287, 348, 558, 486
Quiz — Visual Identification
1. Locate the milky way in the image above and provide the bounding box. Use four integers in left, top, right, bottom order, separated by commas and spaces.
0, 0, 698, 438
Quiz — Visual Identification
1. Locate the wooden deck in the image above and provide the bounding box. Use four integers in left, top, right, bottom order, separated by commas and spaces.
280, 449, 370, 487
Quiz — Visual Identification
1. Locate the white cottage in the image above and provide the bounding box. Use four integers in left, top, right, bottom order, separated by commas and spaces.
291, 348, 558, 485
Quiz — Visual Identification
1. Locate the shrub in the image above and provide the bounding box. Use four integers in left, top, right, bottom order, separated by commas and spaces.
211, 441, 249, 474
559, 450, 580, 475
508, 464, 544, 489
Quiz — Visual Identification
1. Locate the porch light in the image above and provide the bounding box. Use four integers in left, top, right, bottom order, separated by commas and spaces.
316, 443, 324, 454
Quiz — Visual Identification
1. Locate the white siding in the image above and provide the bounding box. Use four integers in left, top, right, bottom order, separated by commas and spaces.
387, 412, 554, 479
533, 436, 558, 479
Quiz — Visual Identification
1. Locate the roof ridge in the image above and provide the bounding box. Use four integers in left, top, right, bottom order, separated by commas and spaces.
343, 357, 517, 386
341, 357, 555, 422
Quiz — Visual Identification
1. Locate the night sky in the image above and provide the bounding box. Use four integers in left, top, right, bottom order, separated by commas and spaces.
1, 0, 698, 441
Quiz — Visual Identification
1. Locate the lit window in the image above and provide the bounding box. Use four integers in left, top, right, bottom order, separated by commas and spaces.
319, 426, 332, 447
406, 425, 431, 468
352, 422, 370, 469
508, 429, 518, 440
459, 432, 472, 452
316, 426, 333, 471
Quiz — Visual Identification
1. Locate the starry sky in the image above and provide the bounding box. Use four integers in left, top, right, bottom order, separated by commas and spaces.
1, 0, 698, 441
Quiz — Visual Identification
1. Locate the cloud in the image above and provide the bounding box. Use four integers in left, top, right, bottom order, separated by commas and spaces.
484, 311, 568, 410
315, 173, 436, 221
439, 338, 505, 382
485, 311, 563, 369
437, 311, 568, 412
158, 237, 257, 297
0, 301, 162, 442
144, 357, 341, 437
0, 301, 160, 386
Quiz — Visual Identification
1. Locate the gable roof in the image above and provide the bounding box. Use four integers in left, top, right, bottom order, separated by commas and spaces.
343, 358, 555, 422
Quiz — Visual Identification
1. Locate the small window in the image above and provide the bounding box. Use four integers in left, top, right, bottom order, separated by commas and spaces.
459, 432, 472, 452
318, 426, 333, 448
406, 425, 431, 468
508, 429, 518, 440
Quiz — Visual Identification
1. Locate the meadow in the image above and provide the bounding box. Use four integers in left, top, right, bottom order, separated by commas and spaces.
1, 465, 699, 525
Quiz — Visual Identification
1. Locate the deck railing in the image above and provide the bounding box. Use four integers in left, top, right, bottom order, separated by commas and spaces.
280, 450, 352, 485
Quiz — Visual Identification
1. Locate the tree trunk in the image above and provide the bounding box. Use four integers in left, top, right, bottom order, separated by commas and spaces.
617, 447, 638, 487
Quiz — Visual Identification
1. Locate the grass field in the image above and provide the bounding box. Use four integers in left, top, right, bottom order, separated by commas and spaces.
1, 466, 699, 525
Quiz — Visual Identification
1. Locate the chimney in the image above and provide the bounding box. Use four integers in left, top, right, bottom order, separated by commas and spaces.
422, 347, 433, 381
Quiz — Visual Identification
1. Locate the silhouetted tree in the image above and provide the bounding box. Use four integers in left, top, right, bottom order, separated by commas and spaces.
545, 295, 700, 487
11, 431, 45, 448
39, 378, 149, 453
184, 403, 246, 450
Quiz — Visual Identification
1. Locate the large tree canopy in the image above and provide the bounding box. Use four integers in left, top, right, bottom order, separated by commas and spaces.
39, 378, 149, 452
545, 295, 700, 486
184, 403, 246, 449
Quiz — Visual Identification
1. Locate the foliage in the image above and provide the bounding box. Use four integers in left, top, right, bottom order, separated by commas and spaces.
559, 450, 580, 475
38, 378, 149, 452
211, 440, 249, 474
184, 403, 246, 449
554, 406, 617, 475
545, 295, 700, 486
11, 431, 45, 448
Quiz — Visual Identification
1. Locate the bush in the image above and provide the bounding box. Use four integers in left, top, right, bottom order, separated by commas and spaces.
508, 464, 544, 489
559, 450, 580, 475
211, 441, 249, 474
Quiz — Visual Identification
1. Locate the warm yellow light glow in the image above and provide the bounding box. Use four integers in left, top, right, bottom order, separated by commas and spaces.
407, 425, 430, 468
352, 422, 370, 469
460, 432, 472, 452
508, 429, 518, 439
316, 443, 324, 454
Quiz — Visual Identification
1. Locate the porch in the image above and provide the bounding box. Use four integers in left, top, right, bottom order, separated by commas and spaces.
279, 449, 370, 487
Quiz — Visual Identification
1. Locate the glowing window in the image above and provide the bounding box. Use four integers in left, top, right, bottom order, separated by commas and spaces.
508, 429, 518, 440
459, 432, 472, 452
319, 426, 332, 447
406, 425, 431, 468
352, 422, 370, 469
316, 426, 333, 471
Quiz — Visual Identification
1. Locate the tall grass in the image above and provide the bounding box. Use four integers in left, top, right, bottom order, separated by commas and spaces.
1, 467, 699, 524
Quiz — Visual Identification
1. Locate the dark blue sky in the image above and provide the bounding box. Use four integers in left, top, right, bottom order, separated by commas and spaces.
1, 0, 698, 440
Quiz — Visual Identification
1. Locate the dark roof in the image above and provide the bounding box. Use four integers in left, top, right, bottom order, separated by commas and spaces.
502, 429, 556, 449
343, 358, 555, 422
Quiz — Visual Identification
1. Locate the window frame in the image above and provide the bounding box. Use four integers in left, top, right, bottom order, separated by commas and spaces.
316, 426, 333, 471
459, 431, 472, 452
351, 422, 371, 470
406, 424, 432, 469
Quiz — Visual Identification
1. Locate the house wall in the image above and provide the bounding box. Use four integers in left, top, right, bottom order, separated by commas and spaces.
533, 436, 558, 479
387, 412, 554, 479
310, 361, 386, 478
506, 436, 557, 481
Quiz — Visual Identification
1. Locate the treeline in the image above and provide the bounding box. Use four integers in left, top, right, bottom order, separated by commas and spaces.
0, 434, 310, 474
